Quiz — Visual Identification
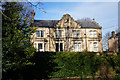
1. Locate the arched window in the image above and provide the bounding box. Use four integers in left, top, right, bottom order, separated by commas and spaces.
93, 42, 98, 52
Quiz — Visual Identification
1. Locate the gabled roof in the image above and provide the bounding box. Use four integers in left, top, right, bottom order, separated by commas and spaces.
31, 20, 101, 29
31, 14, 102, 29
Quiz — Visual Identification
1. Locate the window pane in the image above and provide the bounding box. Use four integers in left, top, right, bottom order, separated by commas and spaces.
93, 31, 97, 37
55, 30, 58, 38
90, 42, 93, 51
74, 30, 77, 37
74, 43, 77, 51
78, 43, 82, 51
36, 31, 40, 37
41, 30, 44, 37
93, 42, 98, 52
38, 43, 42, 50
55, 43, 59, 51
59, 30, 62, 37
60, 43, 63, 51
77, 30, 80, 37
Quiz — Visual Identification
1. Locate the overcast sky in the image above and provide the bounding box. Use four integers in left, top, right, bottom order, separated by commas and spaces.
33, 2, 118, 37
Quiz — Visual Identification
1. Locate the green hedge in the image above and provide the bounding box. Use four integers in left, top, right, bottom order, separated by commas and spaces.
50, 52, 102, 79
3, 52, 120, 79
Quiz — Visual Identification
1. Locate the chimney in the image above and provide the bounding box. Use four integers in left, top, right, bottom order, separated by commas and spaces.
31, 10, 35, 23
111, 31, 115, 37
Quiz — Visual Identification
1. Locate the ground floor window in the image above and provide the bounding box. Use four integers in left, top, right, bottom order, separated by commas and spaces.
34, 42, 44, 52
90, 42, 98, 52
55, 43, 63, 51
74, 43, 82, 52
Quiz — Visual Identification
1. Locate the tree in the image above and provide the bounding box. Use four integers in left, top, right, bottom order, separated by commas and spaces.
103, 32, 111, 51
51, 52, 102, 79
2, 2, 36, 78
0, 0, 46, 20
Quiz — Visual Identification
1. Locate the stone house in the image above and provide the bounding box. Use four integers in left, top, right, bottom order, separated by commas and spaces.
30, 10, 103, 52
108, 31, 120, 52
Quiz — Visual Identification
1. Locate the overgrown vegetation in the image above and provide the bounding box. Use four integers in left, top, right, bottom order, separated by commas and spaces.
2, 2, 36, 79
1, 2, 120, 80
50, 52, 102, 79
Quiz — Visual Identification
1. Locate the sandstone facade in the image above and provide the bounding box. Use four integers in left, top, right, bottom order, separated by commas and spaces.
31, 14, 103, 52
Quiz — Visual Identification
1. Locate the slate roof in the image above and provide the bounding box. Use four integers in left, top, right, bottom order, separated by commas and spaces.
31, 20, 59, 28
76, 20, 101, 29
31, 19, 101, 29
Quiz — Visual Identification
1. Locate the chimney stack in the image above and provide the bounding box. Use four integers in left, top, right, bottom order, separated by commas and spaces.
31, 10, 35, 23
111, 31, 115, 37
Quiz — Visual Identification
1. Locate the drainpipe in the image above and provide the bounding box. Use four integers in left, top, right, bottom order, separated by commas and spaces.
85, 28, 87, 51
49, 27, 50, 51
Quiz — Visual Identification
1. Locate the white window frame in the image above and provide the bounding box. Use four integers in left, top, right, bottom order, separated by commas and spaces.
36, 30, 44, 38
73, 30, 81, 38
34, 42, 44, 52
90, 42, 98, 52
55, 42, 64, 51
55, 30, 63, 38
90, 30, 97, 38
74, 42, 82, 52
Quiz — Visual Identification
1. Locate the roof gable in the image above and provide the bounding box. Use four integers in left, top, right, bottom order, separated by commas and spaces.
55, 14, 81, 29
31, 14, 102, 29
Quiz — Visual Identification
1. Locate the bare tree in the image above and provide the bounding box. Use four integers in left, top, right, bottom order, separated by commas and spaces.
0, 0, 46, 20
103, 32, 111, 51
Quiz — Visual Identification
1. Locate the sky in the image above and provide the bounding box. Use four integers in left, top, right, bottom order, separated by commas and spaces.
33, 2, 118, 37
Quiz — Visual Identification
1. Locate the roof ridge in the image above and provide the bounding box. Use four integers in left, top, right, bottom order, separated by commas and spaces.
36, 20, 59, 21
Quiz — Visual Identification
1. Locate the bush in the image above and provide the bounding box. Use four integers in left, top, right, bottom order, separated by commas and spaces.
50, 52, 102, 79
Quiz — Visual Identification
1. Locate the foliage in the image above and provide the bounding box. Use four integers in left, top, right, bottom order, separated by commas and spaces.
102, 54, 120, 79
50, 52, 102, 79
2, 2, 36, 76
12, 52, 56, 80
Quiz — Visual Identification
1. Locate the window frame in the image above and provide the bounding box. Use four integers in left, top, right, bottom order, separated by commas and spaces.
74, 42, 82, 52
34, 42, 44, 52
36, 30, 44, 38
89, 30, 97, 38
55, 43, 64, 51
55, 30, 63, 38
73, 30, 81, 38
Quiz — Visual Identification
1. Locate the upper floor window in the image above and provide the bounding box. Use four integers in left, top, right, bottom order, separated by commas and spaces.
55, 30, 62, 38
90, 30, 97, 37
73, 30, 80, 38
36, 30, 44, 38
